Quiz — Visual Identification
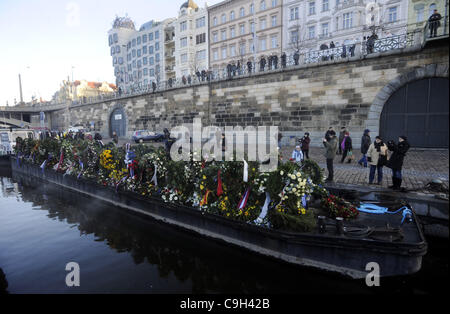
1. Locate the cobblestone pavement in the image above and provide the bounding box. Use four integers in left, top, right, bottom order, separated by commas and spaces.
281, 146, 449, 192
109, 137, 448, 193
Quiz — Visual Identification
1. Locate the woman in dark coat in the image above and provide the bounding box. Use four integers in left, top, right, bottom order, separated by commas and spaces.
358, 129, 371, 167
299, 132, 311, 159
340, 132, 353, 163
386, 135, 410, 190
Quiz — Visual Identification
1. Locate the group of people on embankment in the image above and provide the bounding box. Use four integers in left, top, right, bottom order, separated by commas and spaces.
286, 127, 410, 191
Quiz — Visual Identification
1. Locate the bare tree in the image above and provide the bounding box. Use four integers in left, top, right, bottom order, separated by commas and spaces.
288, 22, 309, 55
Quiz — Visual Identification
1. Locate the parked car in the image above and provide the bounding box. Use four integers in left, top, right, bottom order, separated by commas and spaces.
131, 130, 164, 143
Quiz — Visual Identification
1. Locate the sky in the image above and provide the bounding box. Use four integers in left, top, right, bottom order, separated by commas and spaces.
0, 0, 221, 106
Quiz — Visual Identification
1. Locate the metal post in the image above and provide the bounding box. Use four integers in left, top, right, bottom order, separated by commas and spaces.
19, 74, 23, 104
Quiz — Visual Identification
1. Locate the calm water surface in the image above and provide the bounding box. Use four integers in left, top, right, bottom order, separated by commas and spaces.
0, 168, 448, 294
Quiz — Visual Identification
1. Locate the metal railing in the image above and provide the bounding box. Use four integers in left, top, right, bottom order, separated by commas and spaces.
6, 30, 428, 110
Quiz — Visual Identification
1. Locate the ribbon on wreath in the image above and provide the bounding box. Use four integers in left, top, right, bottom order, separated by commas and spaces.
200, 190, 212, 207
217, 169, 223, 197
116, 175, 128, 192
151, 164, 158, 186
77, 160, 84, 179
254, 192, 271, 225
238, 188, 251, 210
57, 150, 64, 171
243, 159, 248, 183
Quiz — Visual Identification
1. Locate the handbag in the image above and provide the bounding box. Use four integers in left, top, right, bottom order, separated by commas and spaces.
347, 150, 354, 161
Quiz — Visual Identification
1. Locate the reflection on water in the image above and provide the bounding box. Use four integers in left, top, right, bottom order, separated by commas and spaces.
0, 170, 448, 294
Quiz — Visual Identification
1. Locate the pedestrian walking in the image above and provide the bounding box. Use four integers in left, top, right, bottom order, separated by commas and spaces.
293, 51, 300, 66
260, 56, 266, 72
325, 127, 334, 141
299, 132, 311, 159
281, 52, 287, 68
429, 9, 442, 37
112, 131, 119, 146
323, 131, 338, 182
386, 136, 410, 190
291, 145, 304, 163
367, 136, 388, 185
358, 129, 371, 168
338, 126, 346, 155
340, 132, 353, 163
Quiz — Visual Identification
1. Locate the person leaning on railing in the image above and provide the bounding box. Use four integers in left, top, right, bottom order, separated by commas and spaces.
428, 9, 442, 38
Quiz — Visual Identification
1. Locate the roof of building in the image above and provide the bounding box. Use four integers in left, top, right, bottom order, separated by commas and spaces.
180, 0, 198, 10
112, 16, 136, 30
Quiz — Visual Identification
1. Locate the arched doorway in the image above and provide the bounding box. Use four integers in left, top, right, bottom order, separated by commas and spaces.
110, 107, 127, 138
380, 77, 449, 148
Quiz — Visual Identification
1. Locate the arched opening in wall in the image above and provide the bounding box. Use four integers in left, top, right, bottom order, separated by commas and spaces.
380, 77, 449, 148
109, 107, 127, 138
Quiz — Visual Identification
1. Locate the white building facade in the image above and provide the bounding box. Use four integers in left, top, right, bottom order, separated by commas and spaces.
174, 0, 209, 78
108, 16, 175, 93
282, 0, 409, 56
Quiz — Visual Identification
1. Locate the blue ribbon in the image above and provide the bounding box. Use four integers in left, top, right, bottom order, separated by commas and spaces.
357, 203, 413, 225
77, 160, 84, 179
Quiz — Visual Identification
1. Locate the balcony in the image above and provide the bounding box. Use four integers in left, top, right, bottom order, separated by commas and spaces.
334, 0, 365, 12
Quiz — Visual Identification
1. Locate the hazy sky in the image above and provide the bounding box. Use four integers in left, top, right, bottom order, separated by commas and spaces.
0, 0, 221, 106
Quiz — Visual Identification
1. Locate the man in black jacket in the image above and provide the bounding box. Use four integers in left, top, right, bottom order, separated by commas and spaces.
358, 129, 371, 167
386, 136, 410, 190
429, 9, 442, 38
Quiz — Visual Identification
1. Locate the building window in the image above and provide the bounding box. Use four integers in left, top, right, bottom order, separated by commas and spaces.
309, 2, 316, 15
260, 19, 266, 30
137, 49, 141, 57
322, 0, 329, 12
196, 17, 206, 28
213, 32, 218, 42
213, 49, 219, 61
291, 30, 299, 43
113, 33, 118, 43
222, 47, 227, 59
221, 29, 227, 41
109, 35, 113, 46
132, 38, 136, 47
415, 4, 425, 22
240, 43, 246, 55
237, 24, 244, 36
308, 26, 315, 39
149, 33, 153, 41
196, 33, 206, 44
132, 49, 136, 57
388, 7, 397, 22
180, 21, 187, 32
251, 22, 255, 33
155, 42, 160, 51
240, 7, 245, 17
149, 69, 154, 76
181, 53, 188, 63
149, 57, 154, 65
113, 57, 117, 65
155, 31, 159, 39
143, 34, 147, 43
230, 11, 235, 21
143, 46, 147, 54
271, 35, 278, 49
149, 46, 154, 54
155, 53, 160, 62
271, 15, 277, 27
180, 37, 188, 47
250, 3, 254, 14
260, 38, 267, 51
196, 49, 206, 60
260, 0, 266, 11
137, 36, 141, 45
322, 23, 329, 36
213, 17, 218, 26
429, 3, 436, 16
143, 57, 147, 65
343, 12, 353, 29
290, 7, 299, 20
118, 57, 123, 65
230, 27, 236, 38
230, 45, 236, 57
221, 14, 226, 24
111, 47, 115, 55
272, 0, 277, 7
137, 59, 142, 68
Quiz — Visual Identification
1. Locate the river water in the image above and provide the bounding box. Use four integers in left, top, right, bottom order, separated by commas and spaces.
0, 167, 447, 294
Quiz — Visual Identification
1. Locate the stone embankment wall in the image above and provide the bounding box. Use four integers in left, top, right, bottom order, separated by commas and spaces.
63, 44, 448, 147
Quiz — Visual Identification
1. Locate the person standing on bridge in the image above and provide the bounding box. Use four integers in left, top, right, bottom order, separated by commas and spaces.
429, 9, 442, 38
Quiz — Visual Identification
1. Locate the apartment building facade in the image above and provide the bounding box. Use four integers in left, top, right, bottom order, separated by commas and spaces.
174, 1, 209, 78
282, 0, 409, 56
208, 0, 284, 73
108, 16, 175, 93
